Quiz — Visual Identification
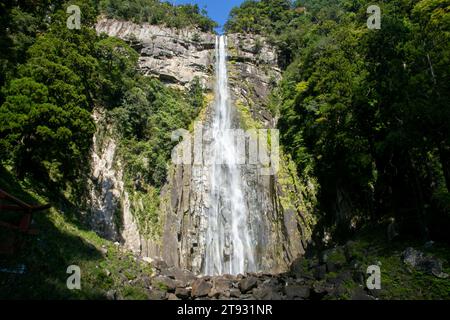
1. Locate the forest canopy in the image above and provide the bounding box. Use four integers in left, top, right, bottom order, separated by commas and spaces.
227, 0, 450, 243
0, 0, 204, 192
99, 0, 218, 31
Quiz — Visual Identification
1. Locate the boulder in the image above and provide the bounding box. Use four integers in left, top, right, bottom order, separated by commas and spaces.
239, 277, 258, 293
208, 288, 221, 299
351, 288, 376, 301
402, 247, 449, 279
175, 287, 191, 300
314, 265, 327, 280
163, 267, 197, 286
211, 278, 232, 298
289, 258, 307, 279
253, 287, 282, 300
106, 290, 116, 300
326, 262, 338, 273
152, 276, 177, 292
230, 289, 241, 298
284, 285, 310, 300
148, 289, 167, 300
191, 279, 212, 297
153, 259, 168, 271
168, 293, 180, 300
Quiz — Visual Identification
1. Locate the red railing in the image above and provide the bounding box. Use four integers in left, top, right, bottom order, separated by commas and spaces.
0, 189, 50, 254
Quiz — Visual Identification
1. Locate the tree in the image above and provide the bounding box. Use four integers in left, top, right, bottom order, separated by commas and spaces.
0, 77, 94, 181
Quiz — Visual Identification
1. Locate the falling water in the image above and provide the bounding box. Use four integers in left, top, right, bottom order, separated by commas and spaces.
203, 35, 256, 276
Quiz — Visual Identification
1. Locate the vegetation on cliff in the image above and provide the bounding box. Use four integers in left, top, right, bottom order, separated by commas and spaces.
1, 0, 450, 300
0, 0, 206, 297
228, 0, 450, 247
99, 0, 218, 32
0, 0, 205, 197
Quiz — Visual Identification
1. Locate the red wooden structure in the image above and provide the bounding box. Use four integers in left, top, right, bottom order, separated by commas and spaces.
0, 189, 50, 254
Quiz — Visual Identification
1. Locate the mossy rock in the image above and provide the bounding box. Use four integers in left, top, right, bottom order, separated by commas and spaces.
322, 247, 347, 266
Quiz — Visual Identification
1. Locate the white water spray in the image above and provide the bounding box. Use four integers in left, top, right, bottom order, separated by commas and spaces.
203, 35, 256, 276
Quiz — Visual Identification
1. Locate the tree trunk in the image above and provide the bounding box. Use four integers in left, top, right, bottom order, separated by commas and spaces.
438, 144, 450, 192
409, 155, 429, 241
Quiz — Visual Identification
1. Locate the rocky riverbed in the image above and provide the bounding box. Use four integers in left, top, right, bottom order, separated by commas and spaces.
104, 239, 449, 301
143, 243, 376, 301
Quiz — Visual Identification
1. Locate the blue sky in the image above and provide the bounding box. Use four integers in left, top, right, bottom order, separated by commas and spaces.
172, 0, 246, 33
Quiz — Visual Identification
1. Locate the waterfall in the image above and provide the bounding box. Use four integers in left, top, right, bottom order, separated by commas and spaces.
203, 35, 256, 276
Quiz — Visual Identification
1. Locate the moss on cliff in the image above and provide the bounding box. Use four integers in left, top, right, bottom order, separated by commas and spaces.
236, 99, 264, 130
277, 152, 318, 241
233, 74, 318, 254
129, 186, 161, 240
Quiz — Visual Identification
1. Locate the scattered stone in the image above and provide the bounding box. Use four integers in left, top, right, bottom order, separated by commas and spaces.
352, 270, 366, 285
402, 247, 449, 279
153, 260, 168, 271
424, 241, 435, 249
100, 247, 108, 256
168, 293, 180, 300
239, 277, 258, 293
191, 279, 212, 297
148, 289, 167, 300
331, 284, 347, 298
312, 281, 335, 298
175, 287, 191, 299
326, 261, 338, 273
212, 278, 232, 297
284, 285, 310, 300
351, 288, 376, 301
164, 267, 197, 286
106, 290, 116, 300
208, 288, 221, 299
328, 276, 343, 286
141, 276, 152, 289
152, 276, 177, 292
253, 287, 282, 300
289, 258, 307, 279
105, 269, 111, 277
230, 289, 241, 298
314, 265, 327, 280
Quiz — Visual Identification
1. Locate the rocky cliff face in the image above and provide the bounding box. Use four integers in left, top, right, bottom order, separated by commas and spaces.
86, 109, 142, 253
96, 18, 215, 89
89, 19, 317, 275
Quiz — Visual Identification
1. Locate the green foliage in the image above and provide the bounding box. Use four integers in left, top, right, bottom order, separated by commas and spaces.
0, 77, 94, 181
99, 0, 218, 32
0, 0, 206, 244
95, 36, 139, 106
231, 0, 450, 242
0, 166, 153, 300
0, 16, 102, 182
0, 1, 109, 184
117, 78, 202, 188
225, 0, 300, 35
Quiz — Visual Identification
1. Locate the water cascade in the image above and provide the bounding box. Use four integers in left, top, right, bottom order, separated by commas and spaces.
203, 35, 256, 276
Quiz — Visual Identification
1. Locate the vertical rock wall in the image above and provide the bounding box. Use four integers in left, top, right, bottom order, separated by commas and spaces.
89, 19, 317, 275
